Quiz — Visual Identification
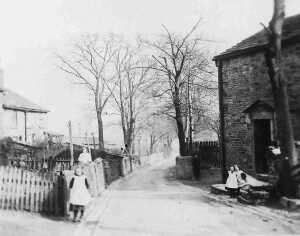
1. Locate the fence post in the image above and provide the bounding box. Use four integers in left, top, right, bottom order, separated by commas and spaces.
68, 121, 74, 167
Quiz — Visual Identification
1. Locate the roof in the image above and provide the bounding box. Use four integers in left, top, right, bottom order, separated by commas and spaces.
242, 100, 274, 114
2, 89, 49, 113
214, 14, 300, 61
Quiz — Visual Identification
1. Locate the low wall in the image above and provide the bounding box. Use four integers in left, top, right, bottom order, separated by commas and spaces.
122, 156, 132, 176
176, 156, 195, 180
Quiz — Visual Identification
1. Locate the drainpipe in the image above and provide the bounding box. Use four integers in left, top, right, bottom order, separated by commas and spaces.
216, 60, 227, 183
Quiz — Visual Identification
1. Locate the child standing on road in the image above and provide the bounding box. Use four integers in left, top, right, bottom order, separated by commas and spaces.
69, 166, 91, 222
225, 166, 238, 197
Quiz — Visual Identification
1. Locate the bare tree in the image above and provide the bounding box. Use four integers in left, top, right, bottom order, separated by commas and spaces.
107, 43, 151, 153
264, 0, 298, 196
207, 113, 220, 143
142, 116, 177, 154
145, 21, 215, 156
56, 35, 117, 150
265, 0, 298, 166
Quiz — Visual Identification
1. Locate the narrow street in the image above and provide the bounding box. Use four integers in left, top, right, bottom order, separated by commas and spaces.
74, 156, 300, 236
1, 155, 300, 236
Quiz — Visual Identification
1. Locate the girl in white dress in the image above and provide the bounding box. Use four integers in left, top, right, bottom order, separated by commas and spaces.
225, 166, 238, 197
69, 166, 91, 222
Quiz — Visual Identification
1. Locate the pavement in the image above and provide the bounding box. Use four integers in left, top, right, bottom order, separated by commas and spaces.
1, 155, 300, 235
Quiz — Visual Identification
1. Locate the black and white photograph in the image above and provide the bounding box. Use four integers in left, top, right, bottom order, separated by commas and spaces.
0, 0, 300, 235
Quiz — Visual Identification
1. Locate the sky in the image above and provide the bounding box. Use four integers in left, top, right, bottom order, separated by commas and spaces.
0, 0, 299, 144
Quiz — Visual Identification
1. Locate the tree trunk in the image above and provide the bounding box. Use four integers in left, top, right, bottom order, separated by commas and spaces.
174, 87, 187, 156
188, 114, 193, 154
127, 118, 135, 152
273, 84, 298, 165
97, 111, 104, 150
176, 118, 187, 156
187, 78, 193, 155
121, 119, 127, 146
150, 135, 155, 154
174, 105, 187, 156
265, 0, 298, 196
266, 0, 298, 165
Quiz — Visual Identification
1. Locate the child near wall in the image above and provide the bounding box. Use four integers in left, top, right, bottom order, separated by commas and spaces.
225, 166, 239, 197
69, 166, 91, 222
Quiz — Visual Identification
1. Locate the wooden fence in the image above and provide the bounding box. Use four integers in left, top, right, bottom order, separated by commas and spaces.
0, 166, 64, 215
0, 152, 145, 216
192, 141, 221, 168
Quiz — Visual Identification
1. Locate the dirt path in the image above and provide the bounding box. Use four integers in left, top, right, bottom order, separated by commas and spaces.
76, 157, 300, 235
1, 156, 300, 235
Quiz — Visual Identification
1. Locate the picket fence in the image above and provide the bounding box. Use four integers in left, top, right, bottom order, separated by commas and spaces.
0, 166, 64, 215
0, 154, 145, 216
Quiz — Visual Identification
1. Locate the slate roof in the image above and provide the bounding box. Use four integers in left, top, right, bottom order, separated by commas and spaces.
2, 89, 49, 113
214, 14, 300, 61
242, 100, 274, 114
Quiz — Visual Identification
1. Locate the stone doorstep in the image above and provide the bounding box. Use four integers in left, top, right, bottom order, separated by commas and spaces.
256, 174, 278, 183
210, 184, 229, 195
251, 190, 270, 199
280, 197, 300, 211
237, 196, 256, 205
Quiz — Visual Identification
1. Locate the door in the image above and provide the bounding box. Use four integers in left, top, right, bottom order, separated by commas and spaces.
254, 119, 271, 173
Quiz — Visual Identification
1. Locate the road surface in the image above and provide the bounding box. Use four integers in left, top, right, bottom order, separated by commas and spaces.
75, 157, 300, 235
1, 156, 300, 236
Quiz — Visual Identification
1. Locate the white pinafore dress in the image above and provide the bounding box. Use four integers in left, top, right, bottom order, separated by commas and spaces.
69, 175, 91, 206
225, 171, 238, 189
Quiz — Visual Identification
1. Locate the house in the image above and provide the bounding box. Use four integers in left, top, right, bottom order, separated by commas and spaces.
0, 68, 49, 144
213, 14, 300, 176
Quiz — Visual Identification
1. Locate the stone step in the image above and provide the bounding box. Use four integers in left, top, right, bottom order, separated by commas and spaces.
210, 184, 229, 195
237, 196, 255, 205
280, 197, 300, 211
256, 174, 278, 184
251, 190, 270, 199
238, 196, 267, 206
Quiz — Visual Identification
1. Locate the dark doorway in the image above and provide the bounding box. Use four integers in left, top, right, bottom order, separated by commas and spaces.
254, 119, 271, 173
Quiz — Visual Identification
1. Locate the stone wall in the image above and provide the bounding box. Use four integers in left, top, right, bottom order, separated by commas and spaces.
221, 43, 300, 173
176, 156, 195, 180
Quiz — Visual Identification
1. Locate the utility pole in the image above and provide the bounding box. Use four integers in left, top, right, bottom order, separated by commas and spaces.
85, 131, 90, 152
68, 120, 74, 167
91, 132, 96, 150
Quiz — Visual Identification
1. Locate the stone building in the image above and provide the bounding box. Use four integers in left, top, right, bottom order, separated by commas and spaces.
214, 14, 300, 176
0, 68, 49, 144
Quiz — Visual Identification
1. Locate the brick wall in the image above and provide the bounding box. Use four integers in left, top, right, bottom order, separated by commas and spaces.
221, 43, 300, 173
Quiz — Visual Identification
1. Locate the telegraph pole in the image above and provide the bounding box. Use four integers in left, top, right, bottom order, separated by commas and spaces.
68, 120, 74, 167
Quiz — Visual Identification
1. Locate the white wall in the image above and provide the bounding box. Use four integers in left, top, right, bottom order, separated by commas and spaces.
0, 92, 4, 138
2, 109, 25, 140
1, 109, 47, 143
